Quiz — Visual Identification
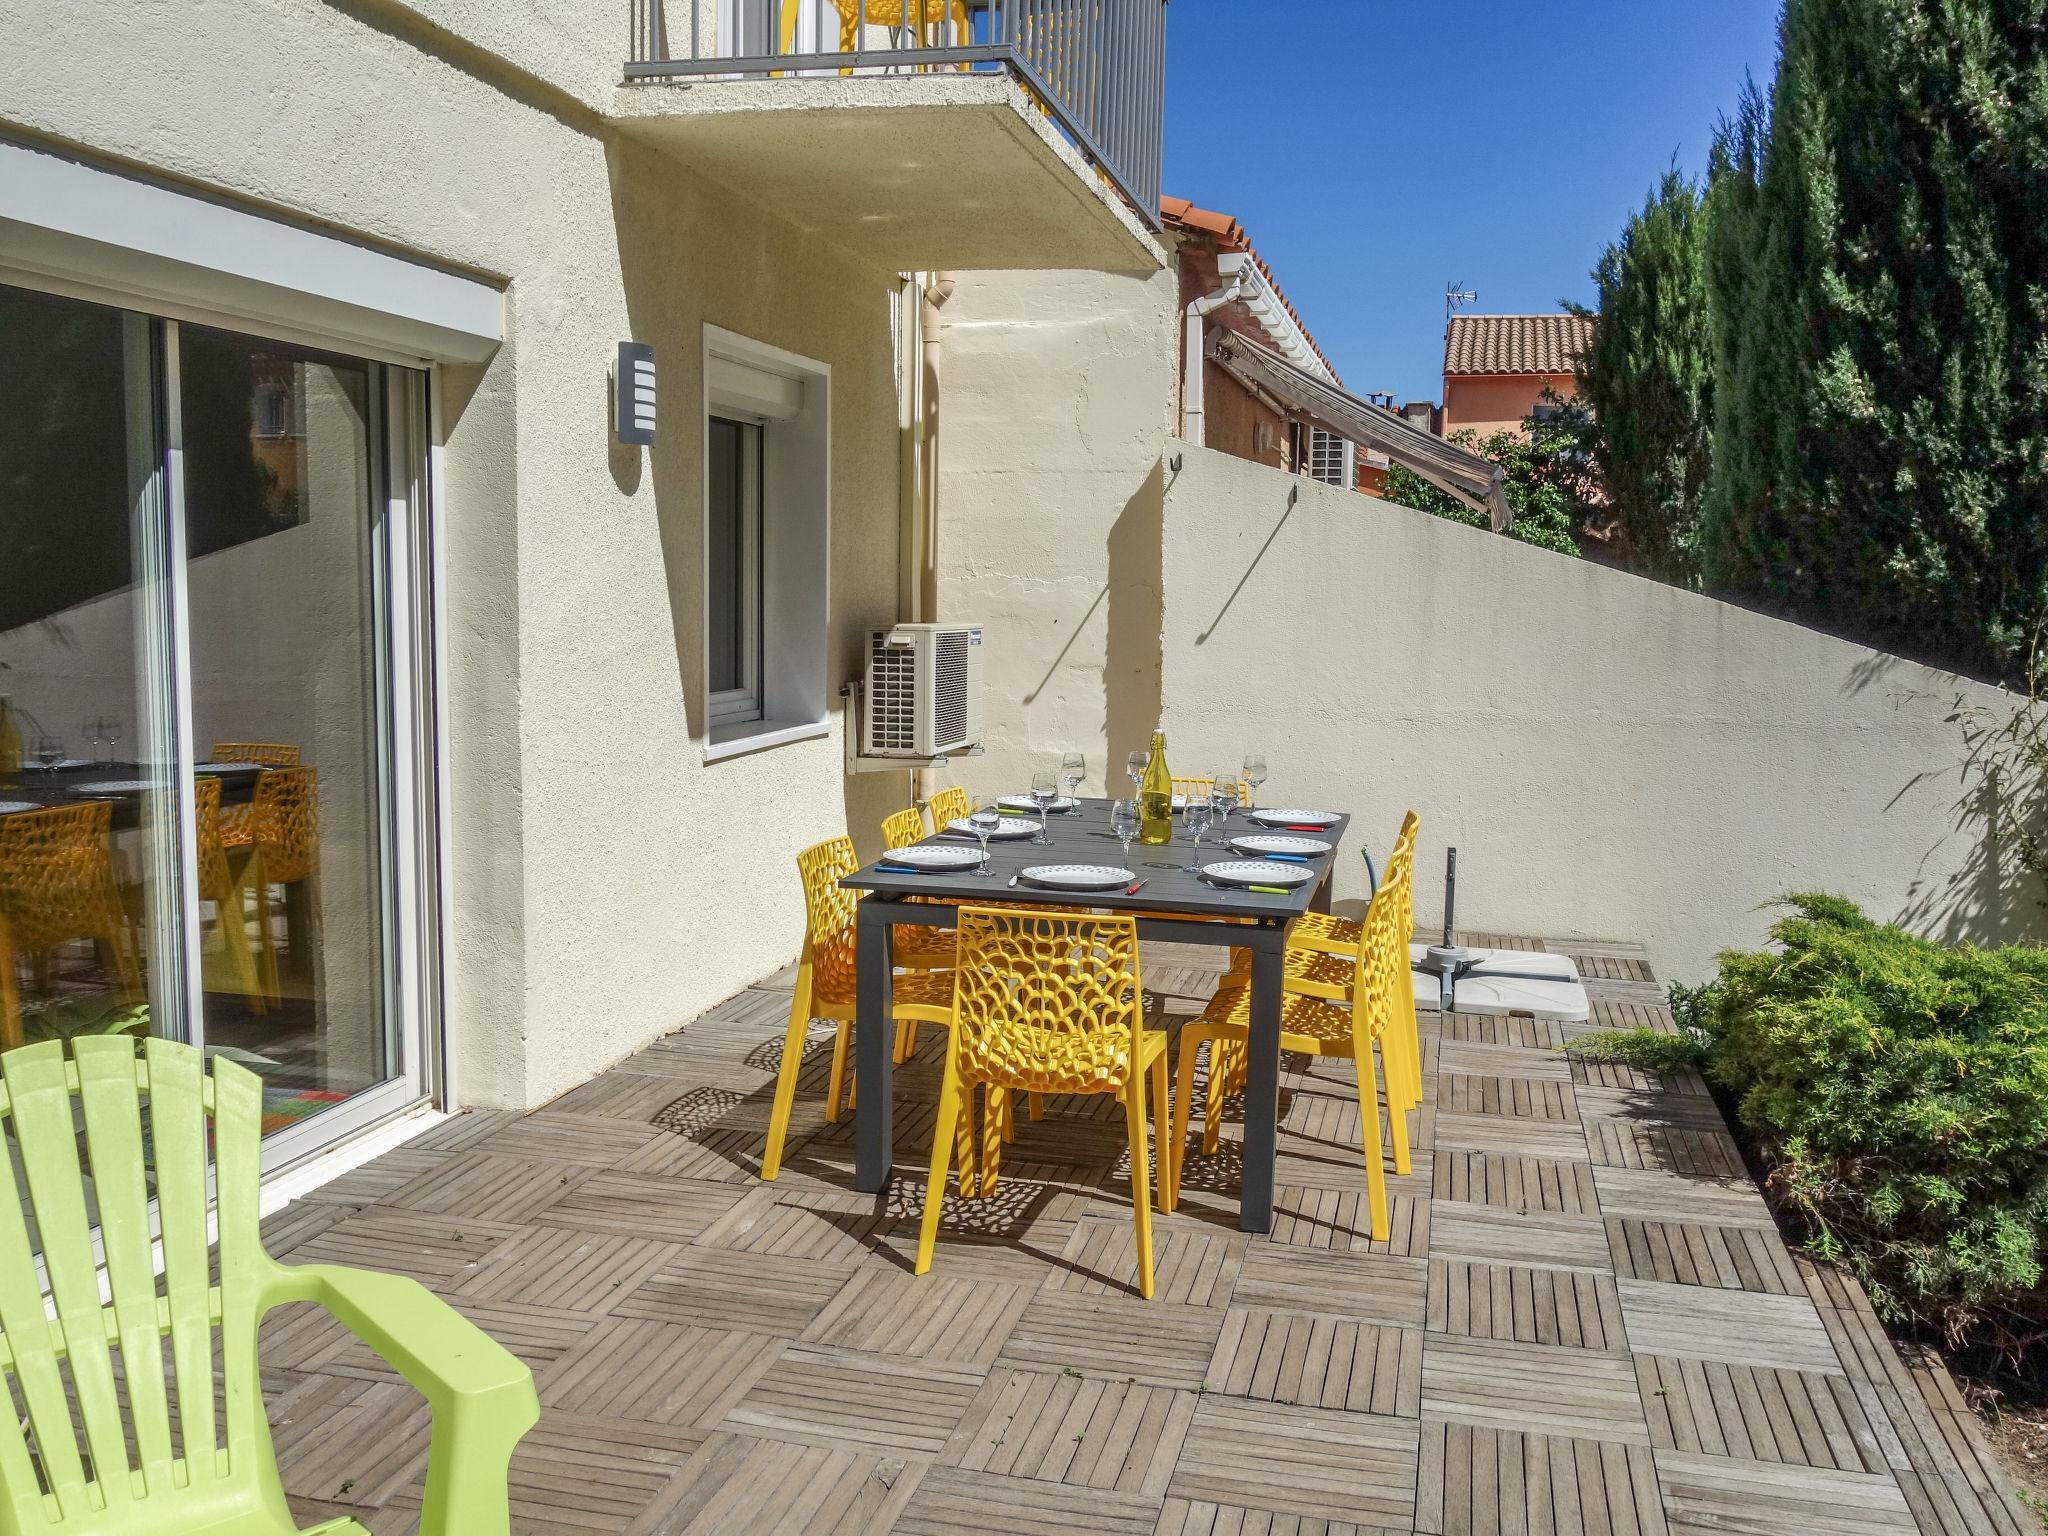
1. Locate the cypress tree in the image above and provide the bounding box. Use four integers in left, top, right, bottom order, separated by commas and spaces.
1702, 0, 2048, 682
1574, 168, 1715, 586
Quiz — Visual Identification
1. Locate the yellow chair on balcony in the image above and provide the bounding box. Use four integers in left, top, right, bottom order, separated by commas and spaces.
915, 907, 1177, 1297
1175, 819, 1417, 1243
762, 835, 959, 1180
226, 767, 320, 1009
927, 784, 971, 829
0, 802, 143, 1051
211, 742, 300, 852
194, 775, 264, 1014
780, 0, 970, 61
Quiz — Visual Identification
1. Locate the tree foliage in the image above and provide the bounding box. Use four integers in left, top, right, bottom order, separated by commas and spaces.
1577, 896, 2048, 1353
1380, 415, 1587, 557
1572, 167, 1715, 586
1700, 2, 2048, 682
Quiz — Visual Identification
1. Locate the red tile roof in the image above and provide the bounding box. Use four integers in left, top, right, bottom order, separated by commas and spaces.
1443, 314, 1592, 377
1160, 196, 1340, 384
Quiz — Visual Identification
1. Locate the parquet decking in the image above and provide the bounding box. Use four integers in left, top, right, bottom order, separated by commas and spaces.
262, 934, 2029, 1535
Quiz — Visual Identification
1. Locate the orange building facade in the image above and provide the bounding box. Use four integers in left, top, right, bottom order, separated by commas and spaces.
1440, 313, 1591, 440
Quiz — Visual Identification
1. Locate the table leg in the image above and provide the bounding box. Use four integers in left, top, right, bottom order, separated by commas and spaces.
853, 899, 897, 1195
1310, 865, 1334, 916
1239, 925, 1284, 1233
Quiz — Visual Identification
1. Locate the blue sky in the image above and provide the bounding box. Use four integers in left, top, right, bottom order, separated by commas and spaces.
1160, 1, 1783, 405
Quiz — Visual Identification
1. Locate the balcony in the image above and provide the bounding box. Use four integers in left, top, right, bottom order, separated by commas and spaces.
615, 0, 1166, 273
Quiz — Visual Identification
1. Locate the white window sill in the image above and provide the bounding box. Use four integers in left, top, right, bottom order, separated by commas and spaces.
704, 718, 830, 763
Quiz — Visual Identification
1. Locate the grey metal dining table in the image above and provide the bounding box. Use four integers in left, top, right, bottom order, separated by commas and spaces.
840, 795, 1351, 1234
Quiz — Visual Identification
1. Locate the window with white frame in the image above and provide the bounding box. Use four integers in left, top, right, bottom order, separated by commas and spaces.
703, 327, 832, 759
1308, 427, 1354, 488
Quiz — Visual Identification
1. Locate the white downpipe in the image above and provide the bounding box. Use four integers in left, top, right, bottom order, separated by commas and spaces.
1182, 251, 1247, 447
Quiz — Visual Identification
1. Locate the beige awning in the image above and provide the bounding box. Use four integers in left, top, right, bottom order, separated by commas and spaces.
1205, 327, 1512, 531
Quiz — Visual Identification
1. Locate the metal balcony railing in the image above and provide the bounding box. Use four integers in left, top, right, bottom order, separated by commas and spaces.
625, 0, 1165, 230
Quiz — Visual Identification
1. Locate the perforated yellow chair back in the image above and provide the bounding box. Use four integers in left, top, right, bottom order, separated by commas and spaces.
881, 806, 927, 851
0, 803, 133, 966
928, 786, 971, 828
246, 767, 319, 886
949, 908, 1142, 1096
782, 0, 967, 53
794, 835, 863, 1007
210, 742, 299, 767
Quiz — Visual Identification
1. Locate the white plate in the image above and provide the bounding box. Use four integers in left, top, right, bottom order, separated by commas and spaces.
1019, 864, 1135, 891
1230, 833, 1332, 857
880, 843, 984, 871
0, 801, 38, 816
27, 759, 93, 773
948, 817, 1038, 841
69, 780, 163, 795
1247, 808, 1339, 829
194, 761, 263, 774
1199, 859, 1317, 889
998, 795, 1078, 813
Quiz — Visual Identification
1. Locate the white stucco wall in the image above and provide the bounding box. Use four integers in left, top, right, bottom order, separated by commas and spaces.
1157, 445, 2040, 984
3, 0, 909, 1108
934, 266, 1178, 803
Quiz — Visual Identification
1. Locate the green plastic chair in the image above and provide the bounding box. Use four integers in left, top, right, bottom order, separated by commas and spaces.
0, 1037, 538, 1534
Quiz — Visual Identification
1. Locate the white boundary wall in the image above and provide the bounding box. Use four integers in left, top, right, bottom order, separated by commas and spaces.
1159, 444, 2040, 984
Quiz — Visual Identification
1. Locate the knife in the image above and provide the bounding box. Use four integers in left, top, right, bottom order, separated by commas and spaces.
1125, 878, 1149, 895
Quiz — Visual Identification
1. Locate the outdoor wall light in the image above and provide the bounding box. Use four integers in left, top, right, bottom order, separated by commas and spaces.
614, 342, 656, 445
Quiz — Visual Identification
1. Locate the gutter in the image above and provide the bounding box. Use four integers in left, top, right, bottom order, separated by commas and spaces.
1182, 251, 1246, 446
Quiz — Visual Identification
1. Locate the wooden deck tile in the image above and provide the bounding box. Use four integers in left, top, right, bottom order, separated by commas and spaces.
1607, 1216, 1803, 1294
1436, 1111, 1589, 1162
296, 1147, 448, 1207
384, 1151, 589, 1223
613, 1246, 854, 1336
270, 1374, 432, 1508
802, 1266, 1037, 1367
446, 1298, 598, 1371
502, 1410, 704, 1533
1434, 1150, 1599, 1215
1442, 1014, 1571, 1051
997, 1291, 1225, 1389
1045, 1218, 1244, 1306
1429, 1202, 1613, 1273
1574, 1084, 1728, 1128
455, 1225, 680, 1313
1653, 1449, 1917, 1533
1421, 1336, 1650, 1445
1436, 1038, 1575, 1082
1438, 1074, 1578, 1121
539, 1318, 783, 1427
629, 1431, 918, 1535
1616, 1278, 1844, 1375
1427, 1260, 1627, 1353
1590, 1166, 1776, 1229
719, 1342, 987, 1458
692, 1185, 897, 1264
1586, 1120, 1746, 1178
1206, 1308, 1422, 1417
289, 1207, 524, 1287
471, 1109, 664, 1168
1636, 1353, 1886, 1473
1154, 1499, 1403, 1535
1166, 1395, 1419, 1529
1230, 1246, 1428, 1327
529, 1170, 750, 1244
943, 1368, 1197, 1497
896, 1465, 1159, 1535
1260, 1184, 1430, 1257
1415, 1421, 1668, 1536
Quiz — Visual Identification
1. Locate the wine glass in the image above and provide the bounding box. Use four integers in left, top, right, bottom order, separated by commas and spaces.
1125, 750, 1147, 794
1060, 751, 1086, 803
1029, 769, 1058, 845
81, 718, 103, 767
103, 718, 121, 766
1242, 752, 1268, 814
968, 804, 1002, 877
1183, 799, 1214, 873
1210, 772, 1240, 827
31, 735, 62, 772
1110, 799, 1138, 866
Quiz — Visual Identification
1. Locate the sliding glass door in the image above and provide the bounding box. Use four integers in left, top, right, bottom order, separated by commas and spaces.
0, 280, 433, 1160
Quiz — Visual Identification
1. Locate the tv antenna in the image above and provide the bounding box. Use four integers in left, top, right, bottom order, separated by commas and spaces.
1445, 281, 1479, 321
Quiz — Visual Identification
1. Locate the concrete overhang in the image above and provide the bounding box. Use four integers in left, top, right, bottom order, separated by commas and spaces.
612, 72, 1165, 274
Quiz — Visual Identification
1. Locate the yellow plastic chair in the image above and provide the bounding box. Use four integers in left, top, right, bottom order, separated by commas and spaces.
195, 775, 265, 1014
0, 1035, 536, 1534
780, 0, 969, 59
880, 806, 928, 849
761, 836, 959, 1180
211, 745, 301, 850
0, 802, 143, 1049
1175, 829, 1417, 1242
915, 907, 1177, 1297
226, 767, 320, 1008
928, 785, 971, 829
1208, 814, 1426, 1134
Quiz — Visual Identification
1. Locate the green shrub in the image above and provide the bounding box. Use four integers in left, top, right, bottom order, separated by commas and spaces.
1655, 895, 2048, 1349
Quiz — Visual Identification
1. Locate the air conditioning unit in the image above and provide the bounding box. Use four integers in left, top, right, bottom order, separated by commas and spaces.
863, 623, 983, 757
